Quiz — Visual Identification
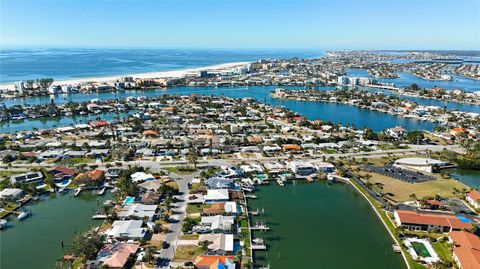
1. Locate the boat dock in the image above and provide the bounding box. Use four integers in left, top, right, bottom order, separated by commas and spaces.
252, 238, 267, 250
250, 221, 270, 231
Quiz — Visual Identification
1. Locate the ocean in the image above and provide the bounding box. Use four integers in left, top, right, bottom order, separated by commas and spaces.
0, 48, 323, 84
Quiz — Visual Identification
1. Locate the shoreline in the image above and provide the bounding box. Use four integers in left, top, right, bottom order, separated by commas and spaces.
0, 61, 250, 91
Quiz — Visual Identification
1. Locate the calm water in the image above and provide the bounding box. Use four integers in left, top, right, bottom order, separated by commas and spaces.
450, 169, 480, 188
346, 68, 480, 92
0, 48, 322, 84
248, 183, 405, 269
0, 192, 111, 269
0, 86, 438, 133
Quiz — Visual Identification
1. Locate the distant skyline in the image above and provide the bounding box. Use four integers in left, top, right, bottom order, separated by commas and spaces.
1, 0, 479, 50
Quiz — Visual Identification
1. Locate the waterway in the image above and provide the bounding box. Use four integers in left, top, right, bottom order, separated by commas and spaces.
248, 182, 405, 269
1, 86, 439, 133
450, 169, 480, 189
0, 192, 112, 269
346, 68, 480, 92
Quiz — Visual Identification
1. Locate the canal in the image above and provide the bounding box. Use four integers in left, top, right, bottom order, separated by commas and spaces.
0, 192, 112, 269
248, 182, 406, 269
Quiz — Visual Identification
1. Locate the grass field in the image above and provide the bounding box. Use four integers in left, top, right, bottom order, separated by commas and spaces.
356, 170, 468, 202
173, 246, 205, 262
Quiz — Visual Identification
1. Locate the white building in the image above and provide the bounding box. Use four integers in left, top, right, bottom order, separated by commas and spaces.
108, 220, 147, 240
289, 160, 316, 176
393, 157, 447, 173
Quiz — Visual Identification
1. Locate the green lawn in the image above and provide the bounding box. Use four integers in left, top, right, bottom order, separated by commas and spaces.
180, 234, 200, 240
432, 241, 453, 264
186, 204, 210, 214
57, 157, 94, 165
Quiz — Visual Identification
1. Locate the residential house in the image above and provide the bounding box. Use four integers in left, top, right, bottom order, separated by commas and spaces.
107, 220, 147, 240
466, 190, 480, 209
197, 215, 235, 233
194, 255, 235, 269
198, 234, 234, 253
204, 189, 229, 204
448, 231, 480, 269
117, 204, 157, 220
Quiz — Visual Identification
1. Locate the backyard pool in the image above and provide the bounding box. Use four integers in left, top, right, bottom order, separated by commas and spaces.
123, 196, 135, 205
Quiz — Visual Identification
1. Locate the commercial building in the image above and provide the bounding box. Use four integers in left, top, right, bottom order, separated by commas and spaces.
449, 231, 480, 269
394, 210, 472, 232
393, 157, 448, 173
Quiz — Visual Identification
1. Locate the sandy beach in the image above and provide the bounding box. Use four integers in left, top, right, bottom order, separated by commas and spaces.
0, 61, 250, 91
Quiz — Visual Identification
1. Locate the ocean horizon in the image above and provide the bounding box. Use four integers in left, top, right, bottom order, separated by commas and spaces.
0, 48, 323, 84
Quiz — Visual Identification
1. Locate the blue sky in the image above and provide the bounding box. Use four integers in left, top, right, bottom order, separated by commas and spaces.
1, 0, 478, 50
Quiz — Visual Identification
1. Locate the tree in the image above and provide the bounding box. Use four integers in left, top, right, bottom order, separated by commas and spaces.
187, 143, 198, 168
69, 232, 102, 260
406, 130, 424, 144
199, 240, 212, 251
409, 193, 418, 201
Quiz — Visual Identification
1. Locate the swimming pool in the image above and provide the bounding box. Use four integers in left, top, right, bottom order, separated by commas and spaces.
123, 196, 135, 205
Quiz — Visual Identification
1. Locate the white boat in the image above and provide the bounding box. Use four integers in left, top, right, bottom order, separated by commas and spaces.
73, 188, 82, 197
18, 210, 30, 220
0, 219, 7, 229
97, 187, 106, 196
103, 200, 115, 206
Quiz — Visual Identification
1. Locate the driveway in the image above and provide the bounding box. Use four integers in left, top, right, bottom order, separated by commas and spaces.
155, 171, 199, 269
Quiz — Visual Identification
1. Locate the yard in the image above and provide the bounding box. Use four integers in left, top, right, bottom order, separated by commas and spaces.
173, 246, 205, 262
186, 203, 210, 214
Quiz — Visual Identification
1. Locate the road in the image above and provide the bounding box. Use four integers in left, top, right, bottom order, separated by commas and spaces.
155, 171, 199, 269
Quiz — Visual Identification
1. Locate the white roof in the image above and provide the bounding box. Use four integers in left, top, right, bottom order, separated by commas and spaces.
117, 204, 157, 220
224, 202, 238, 214
0, 188, 23, 198
108, 220, 146, 239
394, 158, 446, 166
131, 172, 155, 182
204, 189, 229, 201
198, 234, 234, 252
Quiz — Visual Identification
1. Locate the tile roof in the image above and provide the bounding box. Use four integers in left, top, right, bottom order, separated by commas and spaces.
395, 210, 472, 230
449, 231, 480, 269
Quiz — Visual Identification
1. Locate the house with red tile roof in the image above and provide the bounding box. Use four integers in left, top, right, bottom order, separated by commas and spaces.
49, 166, 77, 182
74, 169, 105, 184
466, 190, 480, 209
194, 255, 236, 269
449, 231, 480, 269
394, 210, 472, 232
95, 243, 139, 269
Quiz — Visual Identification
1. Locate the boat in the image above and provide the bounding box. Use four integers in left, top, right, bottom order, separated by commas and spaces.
0, 219, 7, 229
73, 188, 82, 197
103, 200, 115, 206
17, 210, 31, 220
97, 187, 106, 196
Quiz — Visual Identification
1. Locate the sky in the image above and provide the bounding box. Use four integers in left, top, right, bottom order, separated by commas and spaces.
0, 0, 479, 50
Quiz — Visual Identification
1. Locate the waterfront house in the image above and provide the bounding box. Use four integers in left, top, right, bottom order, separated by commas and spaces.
49, 166, 77, 182
74, 169, 105, 184
91, 243, 139, 269
198, 215, 235, 233
289, 160, 316, 176
107, 220, 147, 240
10, 171, 44, 184
205, 177, 234, 190
198, 234, 234, 253
448, 231, 480, 269
0, 188, 23, 200
394, 210, 472, 232
203, 202, 238, 216
465, 191, 480, 209
194, 255, 236, 269
386, 126, 407, 138
117, 204, 157, 220
204, 189, 229, 204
